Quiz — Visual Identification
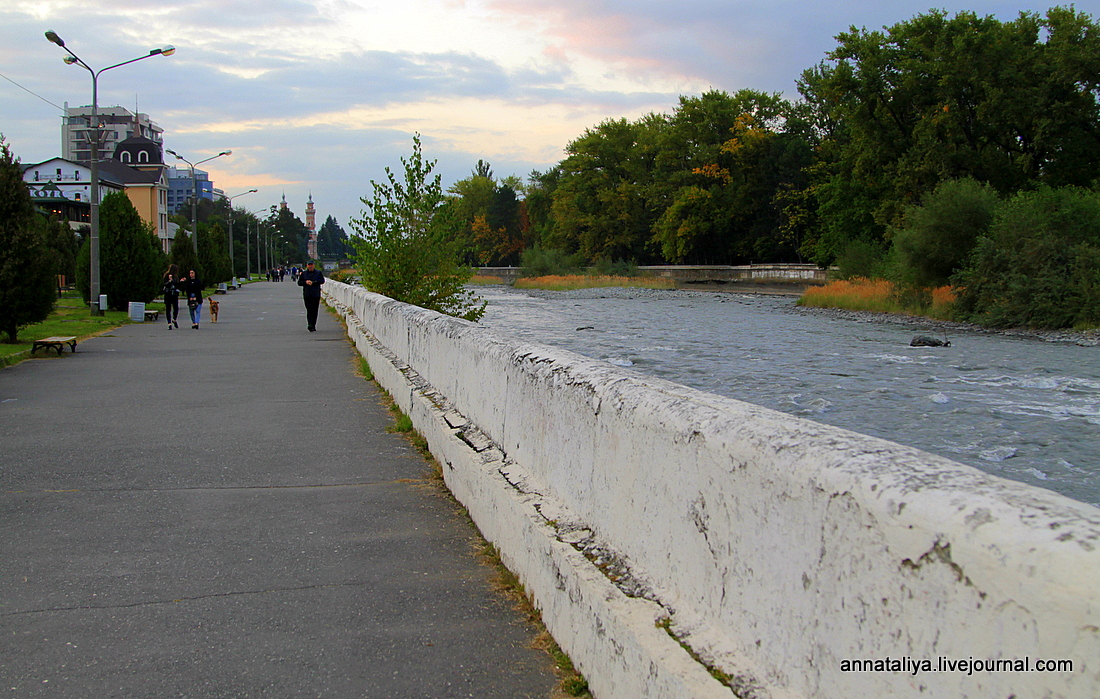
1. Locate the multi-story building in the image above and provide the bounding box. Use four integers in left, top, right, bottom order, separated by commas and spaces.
61, 104, 163, 165
166, 165, 215, 214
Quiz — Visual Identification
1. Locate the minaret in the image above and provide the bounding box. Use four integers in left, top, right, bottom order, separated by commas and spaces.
306, 193, 318, 260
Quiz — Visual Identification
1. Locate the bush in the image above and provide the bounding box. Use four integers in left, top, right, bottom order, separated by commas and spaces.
76, 191, 165, 310
519, 247, 583, 277
590, 256, 639, 277
889, 177, 1000, 289
834, 238, 888, 280
953, 186, 1100, 328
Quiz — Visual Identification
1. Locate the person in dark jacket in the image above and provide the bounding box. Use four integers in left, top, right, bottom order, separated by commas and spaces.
162, 264, 180, 329
297, 261, 325, 332
178, 269, 204, 329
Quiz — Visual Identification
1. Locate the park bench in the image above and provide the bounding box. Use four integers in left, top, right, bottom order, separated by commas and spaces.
31, 336, 77, 356
143, 309, 160, 322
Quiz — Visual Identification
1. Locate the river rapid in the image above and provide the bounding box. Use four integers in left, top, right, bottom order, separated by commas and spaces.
476, 285, 1100, 508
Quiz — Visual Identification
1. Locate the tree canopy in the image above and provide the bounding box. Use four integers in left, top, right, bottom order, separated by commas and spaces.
0, 138, 56, 342
350, 135, 485, 321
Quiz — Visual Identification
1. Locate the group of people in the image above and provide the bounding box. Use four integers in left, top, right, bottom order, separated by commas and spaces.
160, 261, 325, 332
161, 264, 205, 329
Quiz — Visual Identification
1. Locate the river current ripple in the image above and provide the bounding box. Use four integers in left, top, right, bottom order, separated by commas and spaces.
477, 286, 1100, 508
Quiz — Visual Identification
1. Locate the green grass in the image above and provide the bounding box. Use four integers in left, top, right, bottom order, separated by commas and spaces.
1, 297, 130, 364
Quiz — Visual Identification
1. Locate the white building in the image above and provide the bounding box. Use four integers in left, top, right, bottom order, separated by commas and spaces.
21, 157, 124, 227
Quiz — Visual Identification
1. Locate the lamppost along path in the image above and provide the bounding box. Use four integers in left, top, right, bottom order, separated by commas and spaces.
45, 30, 174, 315
225, 189, 257, 282
165, 149, 231, 254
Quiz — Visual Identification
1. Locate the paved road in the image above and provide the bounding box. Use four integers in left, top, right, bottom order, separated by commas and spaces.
0, 281, 558, 698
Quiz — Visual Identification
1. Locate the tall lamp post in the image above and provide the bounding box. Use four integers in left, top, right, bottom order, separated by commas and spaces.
225, 189, 257, 282
45, 30, 174, 315
164, 149, 231, 254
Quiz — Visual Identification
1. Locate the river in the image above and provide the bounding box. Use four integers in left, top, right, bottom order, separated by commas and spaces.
476, 285, 1100, 508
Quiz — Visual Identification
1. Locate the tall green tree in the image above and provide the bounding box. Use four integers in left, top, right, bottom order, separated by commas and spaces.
76, 191, 164, 311
198, 222, 231, 284
169, 230, 201, 279
350, 134, 485, 321
316, 215, 350, 260
0, 138, 56, 342
799, 7, 1100, 265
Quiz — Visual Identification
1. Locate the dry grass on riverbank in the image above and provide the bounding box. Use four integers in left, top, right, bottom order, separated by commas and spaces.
515, 274, 676, 291
798, 278, 956, 320
469, 274, 506, 285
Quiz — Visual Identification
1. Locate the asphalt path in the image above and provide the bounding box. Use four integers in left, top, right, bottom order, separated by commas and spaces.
0, 280, 558, 698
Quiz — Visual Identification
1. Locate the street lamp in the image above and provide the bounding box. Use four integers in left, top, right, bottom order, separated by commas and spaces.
45, 30, 174, 315
165, 148, 231, 254
225, 189, 257, 283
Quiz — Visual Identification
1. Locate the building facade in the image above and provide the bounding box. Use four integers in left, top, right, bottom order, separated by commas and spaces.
98, 136, 173, 252
166, 165, 215, 215
61, 105, 163, 165
21, 157, 125, 226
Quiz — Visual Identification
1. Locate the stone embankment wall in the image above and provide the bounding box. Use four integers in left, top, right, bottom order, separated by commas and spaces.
325, 281, 1100, 699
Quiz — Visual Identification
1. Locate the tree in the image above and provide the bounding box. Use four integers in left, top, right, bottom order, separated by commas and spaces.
40, 216, 80, 286
953, 186, 1100, 329
316, 215, 350, 260
350, 134, 485, 321
169, 230, 201, 278
799, 7, 1100, 265
75, 191, 164, 311
0, 138, 55, 342
889, 178, 1000, 289
198, 222, 231, 284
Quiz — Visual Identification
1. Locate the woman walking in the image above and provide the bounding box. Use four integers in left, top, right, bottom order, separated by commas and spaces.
162, 264, 180, 329
178, 269, 204, 329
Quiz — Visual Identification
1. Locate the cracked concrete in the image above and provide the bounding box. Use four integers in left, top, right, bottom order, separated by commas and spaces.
0, 282, 558, 698
326, 280, 1100, 699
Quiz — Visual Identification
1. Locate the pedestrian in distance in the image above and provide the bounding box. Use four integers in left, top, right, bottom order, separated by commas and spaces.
178, 269, 204, 329
298, 260, 325, 332
162, 263, 180, 329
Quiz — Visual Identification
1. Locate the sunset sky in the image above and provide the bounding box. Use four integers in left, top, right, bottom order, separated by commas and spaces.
1, 0, 1060, 229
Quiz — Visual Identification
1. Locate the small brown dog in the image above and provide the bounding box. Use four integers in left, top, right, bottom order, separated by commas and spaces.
208, 297, 220, 323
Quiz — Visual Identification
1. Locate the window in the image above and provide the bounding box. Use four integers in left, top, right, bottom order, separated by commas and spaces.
121, 152, 132, 163
138, 150, 149, 163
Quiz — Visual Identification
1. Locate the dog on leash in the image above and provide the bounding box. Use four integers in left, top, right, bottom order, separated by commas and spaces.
208, 297, 220, 323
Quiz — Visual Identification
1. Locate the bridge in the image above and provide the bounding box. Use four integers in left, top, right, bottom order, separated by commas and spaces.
326, 280, 1100, 699
476, 263, 830, 286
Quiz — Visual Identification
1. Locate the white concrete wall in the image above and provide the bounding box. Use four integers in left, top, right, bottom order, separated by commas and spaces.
325, 281, 1100, 699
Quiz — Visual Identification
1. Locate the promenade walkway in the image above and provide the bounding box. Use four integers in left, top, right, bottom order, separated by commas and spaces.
0, 280, 559, 698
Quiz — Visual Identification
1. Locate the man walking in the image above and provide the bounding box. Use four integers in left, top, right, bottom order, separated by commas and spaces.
298, 260, 325, 332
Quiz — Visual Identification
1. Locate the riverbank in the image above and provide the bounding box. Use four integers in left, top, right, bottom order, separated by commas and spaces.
506, 283, 1100, 347
790, 305, 1100, 347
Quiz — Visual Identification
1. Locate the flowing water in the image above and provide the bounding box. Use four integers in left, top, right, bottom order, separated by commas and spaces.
477, 286, 1100, 508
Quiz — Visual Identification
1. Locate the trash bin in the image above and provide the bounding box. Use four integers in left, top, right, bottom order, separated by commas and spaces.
128, 301, 146, 322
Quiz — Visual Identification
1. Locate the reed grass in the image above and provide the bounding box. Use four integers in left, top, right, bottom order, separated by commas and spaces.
798, 278, 956, 320
468, 274, 506, 285
514, 274, 676, 291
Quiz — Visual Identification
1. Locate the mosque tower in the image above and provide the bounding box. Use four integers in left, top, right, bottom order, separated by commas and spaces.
306, 193, 317, 260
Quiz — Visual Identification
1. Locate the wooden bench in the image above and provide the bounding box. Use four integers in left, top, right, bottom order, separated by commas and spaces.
144, 309, 160, 322
31, 336, 77, 356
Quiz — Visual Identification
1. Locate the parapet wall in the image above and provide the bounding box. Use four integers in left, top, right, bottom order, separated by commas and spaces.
325, 281, 1100, 699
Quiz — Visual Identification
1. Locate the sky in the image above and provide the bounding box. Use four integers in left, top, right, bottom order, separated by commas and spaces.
0, 0, 1068, 231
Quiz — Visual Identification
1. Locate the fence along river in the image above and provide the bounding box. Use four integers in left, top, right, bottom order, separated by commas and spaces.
477, 285, 1100, 508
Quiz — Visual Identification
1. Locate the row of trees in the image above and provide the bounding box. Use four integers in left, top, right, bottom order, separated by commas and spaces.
436, 6, 1098, 328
